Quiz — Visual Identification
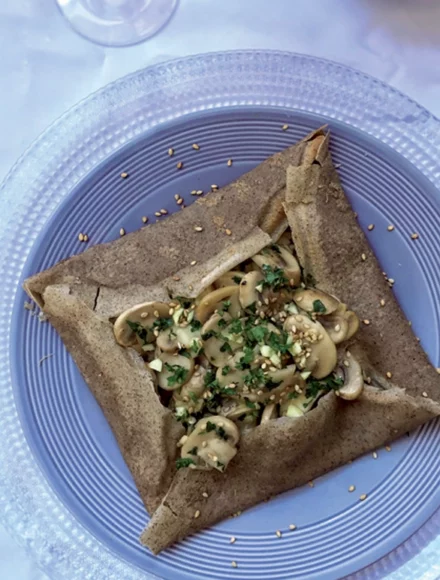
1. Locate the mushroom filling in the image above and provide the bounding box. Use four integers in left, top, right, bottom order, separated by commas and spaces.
113, 234, 365, 472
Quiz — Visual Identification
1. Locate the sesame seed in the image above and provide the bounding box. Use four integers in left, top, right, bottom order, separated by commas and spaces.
227, 159, 233, 167
289, 524, 297, 530
343, 359, 350, 367
368, 224, 374, 231
168, 148, 174, 156
174, 194, 180, 201
387, 225, 395, 231
386, 371, 392, 379
192, 143, 200, 150
363, 319, 370, 325
276, 530, 282, 538
190, 190, 197, 195
196, 190, 203, 195
202, 441, 208, 448
153, 310, 160, 317
202, 492, 209, 498
436, 368, 440, 374
78, 233, 84, 242
372, 451, 378, 459
360, 494, 367, 501
194, 226, 204, 232
361, 253, 366, 261
349, 485, 356, 492
176, 161, 183, 170
160, 209, 168, 215
231, 561, 237, 568
225, 229, 232, 236
190, 260, 197, 266
308, 481, 314, 488
385, 445, 392, 452
422, 391, 429, 398
411, 233, 419, 240
334, 324, 341, 332
142, 216, 148, 223
282, 124, 289, 131
120, 172, 128, 179
380, 299, 385, 307
388, 278, 395, 284
83, 234, 89, 242
230, 536, 236, 544
119, 228, 125, 237
173, 275, 180, 281
178, 198, 184, 205
154, 212, 161, 217
211, 184, 219, 190
194, 510, 200, 519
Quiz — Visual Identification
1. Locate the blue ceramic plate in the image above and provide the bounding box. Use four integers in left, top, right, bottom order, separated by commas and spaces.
1, 52, 440, 580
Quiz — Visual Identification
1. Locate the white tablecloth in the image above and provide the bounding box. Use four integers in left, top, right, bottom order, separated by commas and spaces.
2, 0, 440, 577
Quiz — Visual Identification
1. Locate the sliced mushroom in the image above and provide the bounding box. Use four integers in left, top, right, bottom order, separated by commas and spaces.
214, 271, 244, 289
238, 414, 258, 434
335, 351, 364, 400
220, 401, 253, 421
114, 301, 170, 347
173, 367, 207, 412
239, 270, 263, 309
194, 286, 241, 324
247, 368, 304, 403
156, 353, 194, 391
194, 284, 215, 305
201, 313, 241, 367
280, 386, 323, 417
293, 288, 339, 315
284, 314, 337, 379
252, 245, 301, 286
261, 403, 278, 424
181, 416, 240, 471
156, 330, 179, 353
320, 308, 359, 344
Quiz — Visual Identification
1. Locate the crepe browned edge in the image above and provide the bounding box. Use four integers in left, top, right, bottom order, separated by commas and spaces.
140, 133, 440, 554
23, 127, 330, 515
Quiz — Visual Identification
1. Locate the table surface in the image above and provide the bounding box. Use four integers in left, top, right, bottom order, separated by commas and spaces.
2, 0, 440, 578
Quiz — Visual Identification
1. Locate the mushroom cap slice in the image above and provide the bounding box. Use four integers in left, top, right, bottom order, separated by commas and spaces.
156, 353, 195, 391
252, 245, 301, 286
202, 313, 241, 367
284, 314, 337, 379
220, 401, 253, 421
345, 311, 360, 340
114, 301, 170, 347
214, 271, 244, 289
194, 286, 242, 324
261, 403, 278, 424
321, 317, 349, 345
239, 270, 264, 309
336, 351, 364, 400
181, 416, 240, 471
156, 330, 179, 353
293, 288, 339, 315
173, 367, 207, 413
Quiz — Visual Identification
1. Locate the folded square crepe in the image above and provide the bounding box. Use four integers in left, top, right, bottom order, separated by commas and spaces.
24, 127, 440, 554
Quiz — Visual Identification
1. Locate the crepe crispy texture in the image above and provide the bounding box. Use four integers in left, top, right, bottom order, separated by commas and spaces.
24, 128, 440, 553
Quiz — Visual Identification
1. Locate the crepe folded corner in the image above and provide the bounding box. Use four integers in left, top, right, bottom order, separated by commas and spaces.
24, 127, 440, 553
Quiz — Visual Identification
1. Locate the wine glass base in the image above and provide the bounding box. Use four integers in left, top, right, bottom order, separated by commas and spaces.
56, 0, 178, 47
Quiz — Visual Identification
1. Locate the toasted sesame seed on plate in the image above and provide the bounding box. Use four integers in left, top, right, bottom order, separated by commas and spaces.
168, 148, 174, 156
360, 494, 368, 501
192, 143, 200, 150
120, 172, 129, 179
194, 510, 200, 519
289, 524, 297, 530
348, 485, 356, 492
78, 233, 84, 242
275, 530, 282, 538
372, 451, 378, 459
282, 124, 289, 131
196, 190, 203, 195
176, 161, 183, 170
387, 225, 395, 231
177, 198, 184, 205
227, 159, 233, 167
367, 224, 374, 231
230, 536, 236, 544
385, 445, 392, 452
119, 228, 125, 237
160, 208, 168, 215
211, 184, 219, 190
411, 232, 419, 240
231, 561, 238, 568
142, 216, 148, 223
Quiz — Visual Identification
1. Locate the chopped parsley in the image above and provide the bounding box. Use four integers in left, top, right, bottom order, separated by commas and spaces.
217, 318, 228, 329
245, 400, 256, 409
188, 446, 198, 455
235, 346, 254, 369
165, 363, 188, 387
312, 299, 326, 314
243, 368, 266, 389
222, 365, 231, 376
217, 426, 228, 440
220, 341, 233, 353
152, 317, 173, 331
175, 296, 192, 309
126, 320, 149, 344
232, 275, 242, 285
229, 319, 243, 335
176, 457, 195, 469
305, 375, 344, 399
261, 264, 289, 290
189, 391, 199, 403
246, 324, 268, 344
190, 319, 202, 331
271, 244, 281, 254
220, 299, 231, 312
267, 330, 290, 354
190, 340, 202, 354
206, 421, 217, 433
216, 461, 225, 470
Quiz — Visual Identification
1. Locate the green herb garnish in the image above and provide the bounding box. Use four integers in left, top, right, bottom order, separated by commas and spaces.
312, 299, 326, 314
232, 275, 242, 285
175, 296, 192, 309
176, 457, 195, 469
126, 320, 149, 344
220, 341, 233, 353
235, 346, 254, 370
217, 318, 228, 329
189, 391, 198, 403
222, 365, 231, 376
190, 319, 202, 331
152, 317, 173, 331
188, 446, 198, 455
261, 264, 289, 290
165, 363, 188, 387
